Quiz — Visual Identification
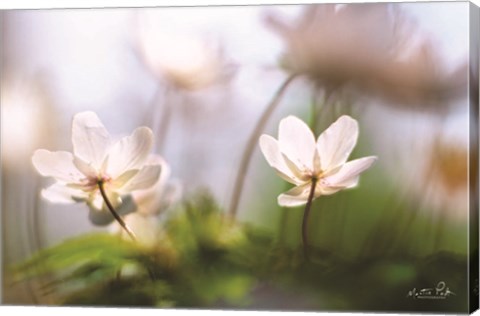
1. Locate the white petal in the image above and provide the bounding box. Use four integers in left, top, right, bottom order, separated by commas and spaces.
112, 169, 140, 188
105, 127, 154, 178
131, 155, 174, 215
32, 149, 85, 183
72, 111, 111, 169
259, 135, 303, 185
315, 181, 344, 196
133, 179, 180, 217
117, 164, 161, 194
323, 156, 377, 187
41, 183, 87, 204
73, 156, 98, 179
277, 183, 314, 207
317, 115, 359, 171
278, 116, 316, 171
145, 154, 171, 187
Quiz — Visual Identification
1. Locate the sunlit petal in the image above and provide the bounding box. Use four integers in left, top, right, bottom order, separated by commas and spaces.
118, 164, 161, 194
32, 149, 85, 183
41, 183, 88, 204
278, 116, 316, 170
323, 156, 377, 187
278, 183, 313, 207
73, 156, 98, 179
317, 115, 358, 171
259, 134, 303, 185
72, 111, 111, 169
106, 127, 154, 178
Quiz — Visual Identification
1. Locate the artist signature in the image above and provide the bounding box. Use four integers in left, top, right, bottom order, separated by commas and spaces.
406, 281, 455, 299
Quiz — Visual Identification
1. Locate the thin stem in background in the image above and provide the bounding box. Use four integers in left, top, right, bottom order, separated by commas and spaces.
146, 84, 174, 154
98, 181, 137, 241
309, 90, 319, 134
302, 177, 318, 261
155, 86, 175, 154
228, 74, 298, 218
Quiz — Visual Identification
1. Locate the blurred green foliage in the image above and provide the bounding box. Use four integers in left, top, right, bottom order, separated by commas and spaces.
13, 191, 470, 312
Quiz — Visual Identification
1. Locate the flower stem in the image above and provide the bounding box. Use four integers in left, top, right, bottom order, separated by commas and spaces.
155, 86, 174, 153
309, 90, 319, 134
97, 181, 137, 241
228, 74, 298, 218
302, 177, 318, 261
146, 84, 174, 153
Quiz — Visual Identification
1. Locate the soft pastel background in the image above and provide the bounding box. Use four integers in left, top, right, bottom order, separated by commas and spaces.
1, 1, 475, 311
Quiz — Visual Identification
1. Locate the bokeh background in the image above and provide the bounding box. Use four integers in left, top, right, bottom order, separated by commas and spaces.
1, 2, 476, 310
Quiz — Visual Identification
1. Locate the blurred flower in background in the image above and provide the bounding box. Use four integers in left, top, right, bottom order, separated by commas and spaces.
130, 156, 182, 216
1, 73, 56, 168
264, 3, 467, 111
1, 72, 59, 268
415, 139, 468, 221
111, 155, 182, 247
136, 10, 235, 91
111, 212, 162, 248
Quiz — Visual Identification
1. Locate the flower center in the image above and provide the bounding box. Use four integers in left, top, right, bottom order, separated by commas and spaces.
79, 174, 112, 191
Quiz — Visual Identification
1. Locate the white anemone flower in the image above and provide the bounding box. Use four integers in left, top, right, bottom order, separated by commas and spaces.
259, 115, 377, 207
32, 111, 162, 213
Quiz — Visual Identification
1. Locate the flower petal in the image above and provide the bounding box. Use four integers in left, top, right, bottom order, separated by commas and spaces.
323, 156, 377, 187
73, 156, 98, 179
317, 115, 359, 171
105, 127, 154, 178
111, 169, 140, 189
315, 181, 345, 196
41, 183, 88, 204
278, 116, 316, 171
259, 135, 304, 185
277, 183, 314, 207
131, 155, 176, 215
32, 149, 85, 183
72, 111, 111, 169
117, 164, 161, 194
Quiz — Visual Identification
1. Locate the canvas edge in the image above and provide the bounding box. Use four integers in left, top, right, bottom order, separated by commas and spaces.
469, 1, 480, 314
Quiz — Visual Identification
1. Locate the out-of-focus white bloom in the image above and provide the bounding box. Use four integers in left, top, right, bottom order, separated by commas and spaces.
131, 155, 182, 216
259, 115, 376, 207
411, 139, 469, 221
265, 4, 467, 109
136, 13, 233, 91
111, 156, 182, 246
32, 111, 162, 212
1, 75, 55, 167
